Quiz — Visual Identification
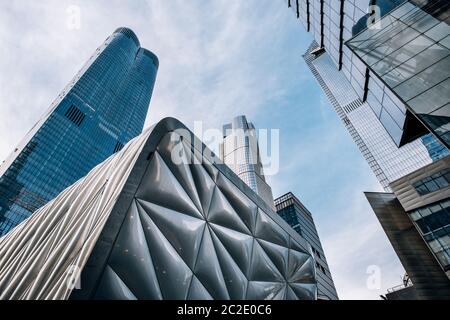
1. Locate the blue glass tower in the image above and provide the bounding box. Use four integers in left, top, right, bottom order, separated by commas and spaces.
0, 27, 158, 235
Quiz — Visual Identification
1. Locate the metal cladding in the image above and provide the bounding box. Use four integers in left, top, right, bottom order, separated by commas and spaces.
0, 118, 317, 300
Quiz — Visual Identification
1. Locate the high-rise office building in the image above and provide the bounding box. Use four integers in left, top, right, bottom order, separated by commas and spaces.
0, 27, 158, 235
285, 0, 450, 299
303, 42, 446, 190
0, 118, 317, 300
219, 116, 275, 210
347, 1, 450, 149
289, 1, 450, 191
275, 192, 339, 300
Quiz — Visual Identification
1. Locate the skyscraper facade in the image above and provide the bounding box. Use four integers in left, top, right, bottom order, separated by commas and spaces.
285, 0, 450, 299
347, 1, 450, 148
366, 189, 450, 299
388, 155, 450, 280
303, 41, 447, 190
275, 192, 339, 300
285, 0, 449, 190
219, 115, 275, 210
0, 27, 159, 235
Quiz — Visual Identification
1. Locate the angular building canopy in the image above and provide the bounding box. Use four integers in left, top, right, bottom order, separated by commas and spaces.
0, 118, 317, 300
365, 191, 450, 299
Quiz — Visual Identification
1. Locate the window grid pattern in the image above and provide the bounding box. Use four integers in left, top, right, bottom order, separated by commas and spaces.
304, 43, 393, 189
413, 168, 450, 196
308, 41, 447, 187
409, 199, 450, 275
285, 0, 450, 154
347, 1, 450, 148
0, 28, 158, 235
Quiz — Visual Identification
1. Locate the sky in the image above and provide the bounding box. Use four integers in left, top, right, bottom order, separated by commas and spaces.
0, 0, 406, 299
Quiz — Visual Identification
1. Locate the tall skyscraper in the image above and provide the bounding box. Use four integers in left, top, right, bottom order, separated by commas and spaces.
219, 115, 275, 210
303, 41, 448, 191
287, 0, 450, 191
275, 192, 339, 300
284, 0, 450, 299
346, 1, 450, 149
0, 27, 159, 235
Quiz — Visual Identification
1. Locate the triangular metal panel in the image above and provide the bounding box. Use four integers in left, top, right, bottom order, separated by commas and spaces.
207, 186, 251, 234
137, 203, 193, 300
289, 283, 317, 300
135, 151, 203, 220
107, 200, 162, 299
136, 199, 205, 270
255, 209, 289, 247
285, 285, 298, 300
156, 133, 203, 214
94, 265, 137, 300
246, 281, 285, 300
209, 223, 253, 278
216, 173, 258, 233
193, 226, 230, 300
187, 276, 213, 300
288, 252, 315, 284
192, 146, 219, 183
289, 236, 309, 255
209, 228, 249, 299
188, 151, 216, 218
248, 240, 284, 282
257, 239, 289, 279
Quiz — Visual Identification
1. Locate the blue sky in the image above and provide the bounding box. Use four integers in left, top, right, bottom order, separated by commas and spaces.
0, 0, 405, 299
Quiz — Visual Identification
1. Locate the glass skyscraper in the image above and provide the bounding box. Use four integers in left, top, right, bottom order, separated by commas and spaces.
0, 27, 159, 235
347, 1, 450, 148
219, 115, 275, 210
284, 0, 449, 190
285, 1, 450, 298
303, 42, 448, 190
275, 192, 339, 300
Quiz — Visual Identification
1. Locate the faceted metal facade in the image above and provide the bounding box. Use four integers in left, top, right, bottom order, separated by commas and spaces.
0, 118, 317, 300
0, 27, 158, 236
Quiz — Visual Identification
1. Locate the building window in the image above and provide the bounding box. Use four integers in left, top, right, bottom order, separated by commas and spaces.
410, 200, 450, 271
64, 105, 85, 127
413, 169, 450, 196
113, 141, 124, 153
